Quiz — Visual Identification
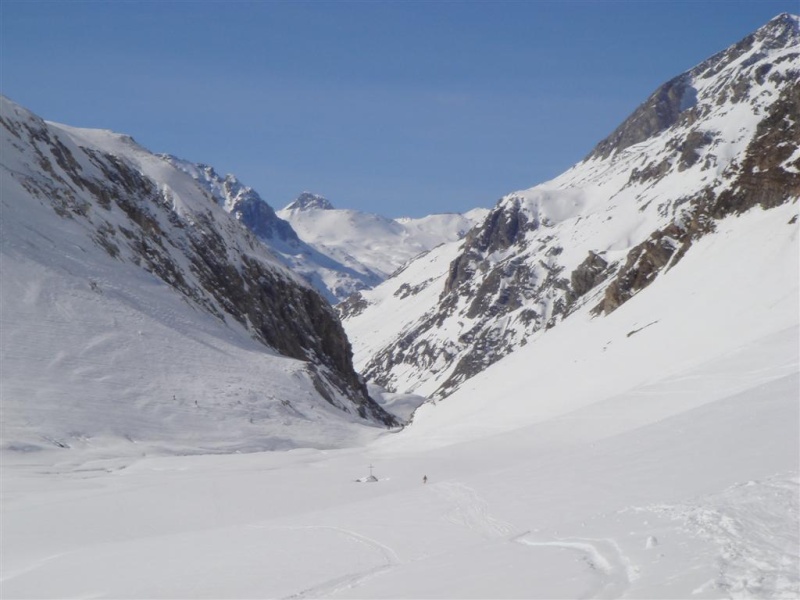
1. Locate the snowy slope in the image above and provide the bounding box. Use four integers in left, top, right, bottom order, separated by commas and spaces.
343, 13, 800, 399
279, 193, 487, 281
0, 96, 393, 457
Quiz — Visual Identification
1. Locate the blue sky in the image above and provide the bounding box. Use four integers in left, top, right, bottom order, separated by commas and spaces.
2, 1, 795, 217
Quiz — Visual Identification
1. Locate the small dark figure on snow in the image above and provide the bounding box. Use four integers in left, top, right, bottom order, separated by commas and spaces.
423, 475, 428, 484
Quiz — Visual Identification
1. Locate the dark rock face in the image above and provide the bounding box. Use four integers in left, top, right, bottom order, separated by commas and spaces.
676, 131, 715, 171
594, 221, 698, 315
591, 74, 696, 160
360, 199, 577, 398
444, 196, 536, 295
337, 292, 370, 320
567, 252, 611, 305
2, 106, 395, 427
710, 81, 800, 216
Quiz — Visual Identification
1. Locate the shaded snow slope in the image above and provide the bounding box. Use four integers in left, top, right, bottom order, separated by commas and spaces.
0, 96, 393, 456
344, 13, 800, 399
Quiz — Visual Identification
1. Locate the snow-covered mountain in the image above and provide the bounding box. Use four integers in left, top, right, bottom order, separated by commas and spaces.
279, 192, 488, 282
342, 13, 800, 400
159, 159, 388, 304
0, 96, 395, 456
2, 16, 798, 599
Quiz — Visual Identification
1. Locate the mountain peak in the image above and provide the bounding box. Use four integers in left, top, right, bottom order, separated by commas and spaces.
763, 12, 799, 30
284, 192, 334, 211
587, 13, 799, 161
756, 12, 800, 48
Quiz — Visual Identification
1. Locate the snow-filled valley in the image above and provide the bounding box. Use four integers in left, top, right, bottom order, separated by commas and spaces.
2, 13, 800, 600
3, 199, 798, 599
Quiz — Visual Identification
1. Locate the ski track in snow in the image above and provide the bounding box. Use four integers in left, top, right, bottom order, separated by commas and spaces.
513, 533, 634, 599
275, 482, 518, 598
250, 525, 401, 600
641, 474, 800, 599
432, 480, 513, 539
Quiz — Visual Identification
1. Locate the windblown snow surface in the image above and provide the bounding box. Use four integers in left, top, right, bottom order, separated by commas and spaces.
2, 199, 797, 598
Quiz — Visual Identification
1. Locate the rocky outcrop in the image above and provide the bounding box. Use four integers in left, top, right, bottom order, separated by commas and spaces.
567, 252, 611, 305
443, 198, 534, 296
222, 181, 298, 243
590, 74, 696, 160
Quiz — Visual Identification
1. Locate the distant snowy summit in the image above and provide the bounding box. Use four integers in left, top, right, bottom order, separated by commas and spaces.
279, 193, 488, 282
284, 191, 335, 212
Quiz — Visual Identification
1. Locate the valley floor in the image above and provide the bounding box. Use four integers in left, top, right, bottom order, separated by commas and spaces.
2, 327, 798, 599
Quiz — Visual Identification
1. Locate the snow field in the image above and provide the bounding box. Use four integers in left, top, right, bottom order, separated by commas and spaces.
2, 365, 796, 598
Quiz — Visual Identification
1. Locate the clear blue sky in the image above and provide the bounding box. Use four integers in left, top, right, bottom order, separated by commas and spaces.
2, 1, 795, 217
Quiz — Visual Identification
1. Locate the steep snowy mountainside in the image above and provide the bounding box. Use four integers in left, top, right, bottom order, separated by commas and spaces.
397, 200, 798, 447
161, 159, 384, 304
0, 96, 394, 456
342, 13, 800, 400
279, 194, 487, 281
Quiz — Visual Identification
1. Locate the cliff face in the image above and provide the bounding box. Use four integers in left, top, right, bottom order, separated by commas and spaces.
342, 14, 800, 400
0, 96, 396, 436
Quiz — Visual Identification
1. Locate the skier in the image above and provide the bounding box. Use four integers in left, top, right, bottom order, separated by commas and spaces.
423, 475, 428, 484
